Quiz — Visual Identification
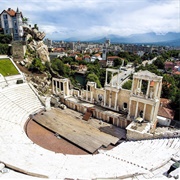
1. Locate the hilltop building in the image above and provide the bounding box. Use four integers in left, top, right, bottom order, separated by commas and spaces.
0, 8, 24, 40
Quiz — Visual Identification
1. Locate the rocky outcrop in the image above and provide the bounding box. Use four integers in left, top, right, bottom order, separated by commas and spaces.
27, 40, 50, 62
23, 26, 50, 62
26, 74, 52, 95
23, 26, 45, 41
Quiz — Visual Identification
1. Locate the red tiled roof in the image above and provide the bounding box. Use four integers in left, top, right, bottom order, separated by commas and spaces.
53, 48, 65, 52
69, 54, 76, 57
160, 98, 170, 104
93, 54, 100, 57
76, 57, 82, 61
84, 55, 90, 58
164, 61, 174, 64
173, 71, 180, 75
158, 106, 174, 120
160, 98, 171, 108
107, 56, 120, 59
6, 9, 16, 16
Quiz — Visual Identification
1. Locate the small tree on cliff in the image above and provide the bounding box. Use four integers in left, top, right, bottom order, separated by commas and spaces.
29, 58, 46, 73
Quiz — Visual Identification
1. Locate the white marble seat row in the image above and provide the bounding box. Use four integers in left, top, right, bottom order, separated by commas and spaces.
101, 138, 180, 171
0, 83, 179, 179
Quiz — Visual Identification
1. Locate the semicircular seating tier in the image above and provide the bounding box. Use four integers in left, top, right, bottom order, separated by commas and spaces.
0, 83, 179, 179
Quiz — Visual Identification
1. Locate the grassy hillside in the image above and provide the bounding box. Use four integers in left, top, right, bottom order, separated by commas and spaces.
0, 58, 19, 76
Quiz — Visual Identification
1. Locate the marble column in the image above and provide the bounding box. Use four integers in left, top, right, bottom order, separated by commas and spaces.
91, 91, 93, 102
158, 81, 162, 98
111, 73, 113, 87
127, 99, 132, 120
114, 92, 118, 110
55, 81, 58, 94
62, 82, 65, 96
66, 81, 69, 97
52, 80, 55, 94
109, 91, 111, 108
150, 105, 155, 122
143, 103, 146, 119
146, 80, 150, 98
117, 73, 119, 88
154, 81, 158, 99
135, 101, 139, 118
86, 90, 88, 101
104, 90, 106, 106
131, 77, 135, 94
139, 79, 142, 92
136, 79, 140, 95
105, 70, 108, 86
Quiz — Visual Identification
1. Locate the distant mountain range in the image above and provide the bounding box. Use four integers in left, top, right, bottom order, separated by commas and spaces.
63, 32, 180, 47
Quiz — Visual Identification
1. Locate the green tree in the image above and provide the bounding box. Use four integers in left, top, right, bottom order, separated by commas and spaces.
86, 73, 102, 88
87, 63, 100, 77
135, 64, 162, 76
99, 68, 106, 87
34, 24, 39, 30
22, 17, 28, 24
114, 58, 122, 67
173, 75, 180, 89
153, 56, 165, 69
51, 58, 70, 77
0, 34, 12, 44
170, 89, 180, 121
62, 56, 73, 64
161, 74, 177, 101
107, 51, 115, 56
122, 80, 132, 90
29, 58, 46, 73
0, 44, 9, 54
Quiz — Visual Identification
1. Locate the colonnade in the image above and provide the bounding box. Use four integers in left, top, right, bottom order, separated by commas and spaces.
105, 68, 121, 89
52, 78, 70, 97
132, 77, 162, 100
128, 71, 163, 124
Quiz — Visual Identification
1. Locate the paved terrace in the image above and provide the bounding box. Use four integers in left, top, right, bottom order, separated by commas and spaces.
0, 83, 180, 179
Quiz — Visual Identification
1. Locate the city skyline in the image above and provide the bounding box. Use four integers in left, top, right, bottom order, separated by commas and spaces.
1, 0, 180, 40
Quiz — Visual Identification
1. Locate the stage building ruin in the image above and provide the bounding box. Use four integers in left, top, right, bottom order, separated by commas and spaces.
52, 69, 165, 140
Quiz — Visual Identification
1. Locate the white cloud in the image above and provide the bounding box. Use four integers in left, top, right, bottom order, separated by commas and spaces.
0, 0, 179, 39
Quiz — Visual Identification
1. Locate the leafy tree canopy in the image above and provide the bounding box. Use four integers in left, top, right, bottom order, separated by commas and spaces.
153, 56, 165, 69
135, 63, 163, 76
29, 58, 46, 73
161, 74, 177, 101
0, 34, 12, 44
51, 58, 70, 77
87, 63, 100, 77
114, 58, 122, 67
86, 73, 102, 88
0, 44, 9, 54
122, 80, 132, 90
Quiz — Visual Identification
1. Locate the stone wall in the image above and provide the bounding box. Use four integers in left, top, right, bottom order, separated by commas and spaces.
118, 89, 131, 110
126, 128, 153, 140
64, 97, 129, 129
93, 88, 104, 101
12, 41, 26, 61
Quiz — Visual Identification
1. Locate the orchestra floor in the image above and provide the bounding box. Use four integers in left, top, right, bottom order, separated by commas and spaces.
27, 107, 126, 154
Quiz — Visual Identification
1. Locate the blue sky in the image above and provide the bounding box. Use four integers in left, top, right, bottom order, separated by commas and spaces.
1, 0, 180, 40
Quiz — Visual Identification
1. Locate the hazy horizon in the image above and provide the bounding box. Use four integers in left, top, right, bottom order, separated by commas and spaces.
1, 0, 180, 40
